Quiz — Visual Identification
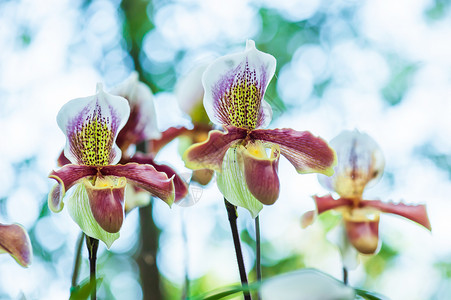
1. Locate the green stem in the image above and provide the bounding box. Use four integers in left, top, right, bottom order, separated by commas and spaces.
224, 199, 252, 300
181, 210, 190, 300
255, 216, 261, 300
86, 236, 99, 300
71, 232, 85, 288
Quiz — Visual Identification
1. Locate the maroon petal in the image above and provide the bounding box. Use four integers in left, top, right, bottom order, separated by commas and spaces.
128, 153, 189, 202
84, 177, 126, 233
0, 224, 32, 267
183, 126, 248, 171
313, 195, 353, 215
250, 128, 336, 176
344, 218, 380, 255
48, 164, 98, 212
362, 200, 431, 230
301, 210, 316, 228
57, 150, 71, 167
149, 126, 189, 155
241, 144, 280, 205
101, 163, 175, 206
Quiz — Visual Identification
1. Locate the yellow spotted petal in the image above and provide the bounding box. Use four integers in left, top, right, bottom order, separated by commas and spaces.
202, 40, 276, 130
57, 83, 130, 166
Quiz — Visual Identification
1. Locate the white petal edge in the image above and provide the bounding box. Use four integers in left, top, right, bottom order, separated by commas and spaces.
111, 73, 161, 140
318, 129, 385, 194
202, 39, 276, 126
175, 63, 208, 116
57, 83, 130, 165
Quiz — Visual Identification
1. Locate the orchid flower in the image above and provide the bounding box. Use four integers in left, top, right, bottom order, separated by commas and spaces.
48, 84, 175, 247
110, 73, 189, 206
175, 63, 211, 125
183, 40, 336, 217
111, 72, 161, 155
302, 130, 431, 255
173, 63, 216, 186
0, 223, 32, 267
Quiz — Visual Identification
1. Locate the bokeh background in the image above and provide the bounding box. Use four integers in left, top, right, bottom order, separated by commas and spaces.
0, 0, 450, 299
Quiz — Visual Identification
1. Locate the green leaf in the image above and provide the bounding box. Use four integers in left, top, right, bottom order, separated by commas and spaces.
188, 283, 260, 300
355, 289, 385, 300
69, 277, 103, 300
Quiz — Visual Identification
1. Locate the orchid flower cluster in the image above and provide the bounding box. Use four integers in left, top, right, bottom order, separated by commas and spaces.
42, 39, 431, 298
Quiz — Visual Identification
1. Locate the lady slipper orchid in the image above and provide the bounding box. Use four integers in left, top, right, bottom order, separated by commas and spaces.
175, 63, 211, 125
174, 63, 216, 185
110, 73, 189, 205
0, 223, 32, 267
112, 72, 161, 155
183, 40, 336, 217
48, 84, 175, 247
302, 130, 431, 255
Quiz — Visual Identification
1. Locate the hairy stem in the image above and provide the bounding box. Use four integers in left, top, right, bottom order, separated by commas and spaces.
86, 236, 99, 300
224, 199, 251, 300
71, 232, 85, 288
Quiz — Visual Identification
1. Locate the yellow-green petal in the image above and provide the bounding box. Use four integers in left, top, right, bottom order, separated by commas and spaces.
216, 147, 263, 218
66, 183, 120, 248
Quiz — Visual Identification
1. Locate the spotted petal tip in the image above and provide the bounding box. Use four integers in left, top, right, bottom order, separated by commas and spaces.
0, 223, 32, 267
57, 83, 130, 166
202, 40, 276, 129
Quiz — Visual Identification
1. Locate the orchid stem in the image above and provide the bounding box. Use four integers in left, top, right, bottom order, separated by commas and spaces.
255, 215, 261, 300
181, 210, 190, 300
343, 267, 348, 285
86, 236, 99, 300
71, 232, 85, 288
224, 198, 251, 300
